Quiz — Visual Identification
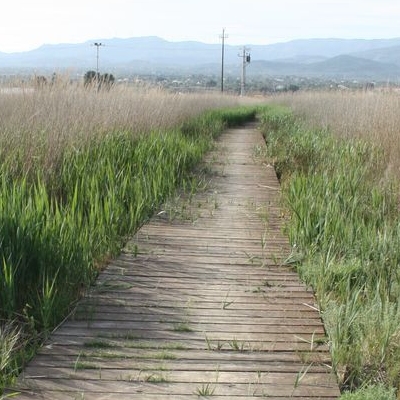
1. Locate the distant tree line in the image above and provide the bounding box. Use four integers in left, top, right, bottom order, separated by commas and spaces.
84, 70, 115, 89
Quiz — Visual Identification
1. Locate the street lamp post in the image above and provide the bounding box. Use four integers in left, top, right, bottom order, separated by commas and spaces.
94, 42, 103, 77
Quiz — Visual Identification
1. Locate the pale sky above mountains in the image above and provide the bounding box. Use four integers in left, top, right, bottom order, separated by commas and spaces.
1, 0, 400, 52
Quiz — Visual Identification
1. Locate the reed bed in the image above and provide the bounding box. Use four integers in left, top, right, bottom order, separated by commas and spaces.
273, 89, 400, 180
0, 80, 257, 392
260, 103, 400, 399
0, 80, 239, 180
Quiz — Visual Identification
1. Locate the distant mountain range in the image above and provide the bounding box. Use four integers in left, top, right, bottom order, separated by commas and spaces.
1, 36, 400, 80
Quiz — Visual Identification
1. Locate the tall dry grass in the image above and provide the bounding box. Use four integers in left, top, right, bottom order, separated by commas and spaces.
275, 90, 400, 179
0, 79, 240, 178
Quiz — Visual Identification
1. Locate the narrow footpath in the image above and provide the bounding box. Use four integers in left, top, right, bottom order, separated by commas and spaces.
9, 123, 340, 399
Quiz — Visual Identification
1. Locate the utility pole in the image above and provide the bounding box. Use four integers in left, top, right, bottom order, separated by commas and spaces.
220, 28, 228, 93
238, 46, 251, 96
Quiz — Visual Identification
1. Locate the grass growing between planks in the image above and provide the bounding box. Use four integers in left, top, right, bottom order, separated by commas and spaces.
0, 81, 258, 393
259, 105, 400, 399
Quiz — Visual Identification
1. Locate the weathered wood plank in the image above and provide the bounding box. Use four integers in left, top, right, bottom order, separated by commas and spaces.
24, 348, 332, 364
71, 312, 323, 325
20, 370, 338, 390
73, 304, 320, 317
6, 394, 339, 400
11, 379, 339, 398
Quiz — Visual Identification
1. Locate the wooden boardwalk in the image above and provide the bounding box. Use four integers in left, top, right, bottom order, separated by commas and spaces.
9, 124, 340, 399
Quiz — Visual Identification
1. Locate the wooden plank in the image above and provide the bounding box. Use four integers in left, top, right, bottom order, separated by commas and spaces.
21, 369, 338, 388
5, 394, 339, 400
78, 299, 321, 312
71, 312, 323, 325
11, 379, 338, 397
73, 306, 322, 320
7, 125, 340, 399
24, 348, 332, 364
34, 338, 328, 352
59, 319, 326, 334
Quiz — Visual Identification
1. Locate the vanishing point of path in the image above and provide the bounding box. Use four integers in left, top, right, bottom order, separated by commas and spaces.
9, 124, 340, 399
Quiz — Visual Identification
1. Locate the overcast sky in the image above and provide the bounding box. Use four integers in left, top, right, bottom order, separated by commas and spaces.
1, 0, 400, 52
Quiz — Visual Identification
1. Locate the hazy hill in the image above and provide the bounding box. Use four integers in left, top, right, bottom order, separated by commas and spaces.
248, 55, 399, 80
249, 38, 400, 60
308, 55, 399, 78
1, 36, 400, 80
351, 45, 400, 67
